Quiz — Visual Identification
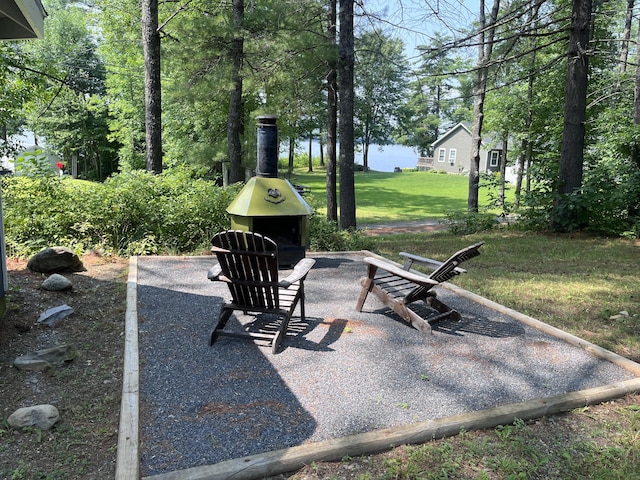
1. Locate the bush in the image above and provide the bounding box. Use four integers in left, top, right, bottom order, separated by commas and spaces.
441, 210, 498, 235
309, 215, 375, 252
2, 169, 241, 257
2, 167, 373, 257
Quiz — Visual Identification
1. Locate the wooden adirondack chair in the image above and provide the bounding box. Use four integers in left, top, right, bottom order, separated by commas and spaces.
208, 230, 315, 354
355, 242, 484, 334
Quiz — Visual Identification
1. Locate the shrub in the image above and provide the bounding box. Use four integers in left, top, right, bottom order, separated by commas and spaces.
2, 167, 372, 257
309, 215, 375, 252
2, 169, 240, 257
441, 210, 498, 235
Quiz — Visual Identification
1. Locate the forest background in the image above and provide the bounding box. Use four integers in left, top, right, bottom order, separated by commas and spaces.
1, 0, 640, 242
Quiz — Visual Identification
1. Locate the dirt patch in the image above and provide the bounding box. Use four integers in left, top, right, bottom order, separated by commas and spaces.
0, 254, 128, 480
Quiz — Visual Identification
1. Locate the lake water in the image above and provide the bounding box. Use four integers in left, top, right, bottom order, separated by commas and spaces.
295, 141, 420, 173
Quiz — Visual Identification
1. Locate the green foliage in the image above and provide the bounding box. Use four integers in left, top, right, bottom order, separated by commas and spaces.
441, 210, 498, 235
309, 215, 374, 252
2, 167, 377, 257
354, 30, 409, 165
2, 168, 241, 257
12, 149, 55, 177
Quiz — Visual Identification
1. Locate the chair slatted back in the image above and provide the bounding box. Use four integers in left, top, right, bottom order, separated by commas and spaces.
211, 230, 280, 309
428, 242, 484, 283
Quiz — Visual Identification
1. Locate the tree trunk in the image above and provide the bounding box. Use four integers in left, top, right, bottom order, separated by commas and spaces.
338, 0, 356, 230
326, 0, 338, 223
142, 0, 162, 174
619, 0, 634, 73
288, 137, 295, 176
227, 0, 244, 184
630, 18, 640, 218
553, 0, 592, 230
515, 11, 539, 210
468, 0, 500, 212
308, 135, 313, 172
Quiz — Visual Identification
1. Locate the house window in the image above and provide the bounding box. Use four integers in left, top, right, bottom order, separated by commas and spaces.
448, 149, 457, 164
489, 151, 500, 167
438, 148, 446, 163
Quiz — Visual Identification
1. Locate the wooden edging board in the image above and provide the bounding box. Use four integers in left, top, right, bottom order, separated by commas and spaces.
115, 256, 140, 480
119, 252, 640, 480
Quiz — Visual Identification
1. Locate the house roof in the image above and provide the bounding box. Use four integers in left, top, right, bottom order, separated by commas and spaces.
431, 122, 472, 148
431, 122, 504, 150
0, 0, 46, 39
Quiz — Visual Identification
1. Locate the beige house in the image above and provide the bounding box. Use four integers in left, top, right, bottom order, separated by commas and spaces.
417, 122, 503, 174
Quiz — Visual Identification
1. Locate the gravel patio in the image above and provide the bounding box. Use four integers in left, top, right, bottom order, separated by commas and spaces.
128, 252, 640, 479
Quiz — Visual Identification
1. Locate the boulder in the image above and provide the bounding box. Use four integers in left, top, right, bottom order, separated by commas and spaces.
14, 344, 77, 371
27, 247, 85, 273
42, 273, 73, 291
8, 405, 60, 430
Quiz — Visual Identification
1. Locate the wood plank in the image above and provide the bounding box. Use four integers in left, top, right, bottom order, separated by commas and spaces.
141, 378, 640, 480
115, 256, 141, 480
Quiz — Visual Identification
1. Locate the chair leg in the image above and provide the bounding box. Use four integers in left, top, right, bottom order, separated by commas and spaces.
356, 264, 378, 311
210, 308, 233, 345
272, 312, 292, 354
299, 284, 306, 322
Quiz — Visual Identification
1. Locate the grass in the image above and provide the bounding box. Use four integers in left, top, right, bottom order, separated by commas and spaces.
286, 229, 640, 479
288, 169, 503, 224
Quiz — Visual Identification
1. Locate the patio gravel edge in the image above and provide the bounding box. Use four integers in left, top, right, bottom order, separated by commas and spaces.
115, 253, 640, 480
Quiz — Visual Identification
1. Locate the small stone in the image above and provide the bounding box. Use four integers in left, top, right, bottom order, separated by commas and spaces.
27, 247, 85, 273
7, 404, 60, 430
13, 344, 77, 371
42, 274, 73, 291
37, 304, 74, 327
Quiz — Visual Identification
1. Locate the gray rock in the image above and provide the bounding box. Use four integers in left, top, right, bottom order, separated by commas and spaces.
37, 304, 74, 327
13, 344, 77, 371
42, 273, 73, 291
7, 405, 60, 430
27, 247, 85, 273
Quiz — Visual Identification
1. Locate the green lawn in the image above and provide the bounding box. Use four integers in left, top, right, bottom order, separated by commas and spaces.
289, 170, 502, 224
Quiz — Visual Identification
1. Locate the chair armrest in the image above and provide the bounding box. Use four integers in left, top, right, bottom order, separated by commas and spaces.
207, 264, 222, 281
279, 258, 316, 288
364, 257, 439, 286
399, 252, 467, 275
399, 252, 443, 270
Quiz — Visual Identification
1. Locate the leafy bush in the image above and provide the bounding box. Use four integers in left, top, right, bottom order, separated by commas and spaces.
309, 215, 375, 252
12, 149, 57, 177
441, 210, 498, 235
2, 167, 371, 257
2, 168, 241, 257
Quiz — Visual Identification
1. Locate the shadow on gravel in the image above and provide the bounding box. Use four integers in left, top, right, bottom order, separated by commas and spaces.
135, 254, 638, 478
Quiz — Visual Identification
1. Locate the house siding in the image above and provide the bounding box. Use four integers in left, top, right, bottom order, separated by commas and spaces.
428, 123, 493, 174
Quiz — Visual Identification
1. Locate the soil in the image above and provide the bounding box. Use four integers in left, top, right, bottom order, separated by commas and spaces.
0, 254, 128, 480
0, 252, 637, 480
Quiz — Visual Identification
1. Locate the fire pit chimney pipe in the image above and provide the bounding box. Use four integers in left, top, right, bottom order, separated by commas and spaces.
256, 114, 279, 178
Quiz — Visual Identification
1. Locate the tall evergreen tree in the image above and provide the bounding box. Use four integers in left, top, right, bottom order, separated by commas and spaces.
142, 0, 162, 174
552, 0, 593, 230
339, 0, 356, 230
